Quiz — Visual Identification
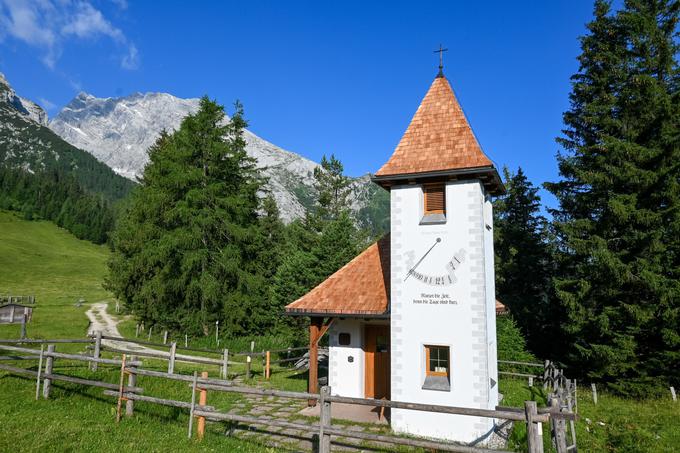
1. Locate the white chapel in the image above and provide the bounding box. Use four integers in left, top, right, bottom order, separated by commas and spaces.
285, 67, 505, 443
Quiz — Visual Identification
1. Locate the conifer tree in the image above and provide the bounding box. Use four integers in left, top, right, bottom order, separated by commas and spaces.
313, 154, 352, 222
272, 155, 364, 334
546, 0, 679, 395
107, 98, 269, 336
494, 167, 553, 356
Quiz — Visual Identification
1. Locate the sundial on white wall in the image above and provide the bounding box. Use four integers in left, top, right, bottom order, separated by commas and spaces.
404, 237, 466, 286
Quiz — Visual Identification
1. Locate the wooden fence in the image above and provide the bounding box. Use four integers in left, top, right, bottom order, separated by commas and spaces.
0, 295, 36, 304
89, 332, 309, 380
0, 337, 577, 453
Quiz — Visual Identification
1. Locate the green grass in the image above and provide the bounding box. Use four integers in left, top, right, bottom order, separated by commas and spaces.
499, 377, 680, 452
1, 210, 678, 452
0, 210, 110, 344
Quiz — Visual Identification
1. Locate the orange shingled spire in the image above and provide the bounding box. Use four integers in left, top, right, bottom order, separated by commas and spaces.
375, 75, 495, 178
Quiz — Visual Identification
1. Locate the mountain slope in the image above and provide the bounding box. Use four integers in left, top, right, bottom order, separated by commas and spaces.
50, 92, 385, 224
50, 92, 322, 222
0, 74, 134, 202
0, 73, 136, 243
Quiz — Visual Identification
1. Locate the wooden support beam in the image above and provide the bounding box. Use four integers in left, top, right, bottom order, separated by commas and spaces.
307, 317, 335, 406
316, 318, 334, 344
308, 317, 322, 406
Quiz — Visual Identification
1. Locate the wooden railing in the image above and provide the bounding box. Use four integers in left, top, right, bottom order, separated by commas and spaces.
89, 332, 310, 379
0, 338, 577, 452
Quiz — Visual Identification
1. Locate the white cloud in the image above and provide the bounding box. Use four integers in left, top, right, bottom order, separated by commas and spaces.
38, 96, 55, 110
120, 42, 137, 69
110, 0, 127, 10
0, 0, 139, 70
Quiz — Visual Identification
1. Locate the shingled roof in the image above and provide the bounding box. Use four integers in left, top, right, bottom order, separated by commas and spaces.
285, 235, 390, 316
374, 75, 501, 192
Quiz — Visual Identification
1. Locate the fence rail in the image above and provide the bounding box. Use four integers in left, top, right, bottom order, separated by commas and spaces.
0, 338, 577, 452
0, 295, 36, 304
89, 332, 309, 380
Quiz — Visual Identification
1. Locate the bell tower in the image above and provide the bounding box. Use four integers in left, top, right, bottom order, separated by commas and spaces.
372, 72, 504, 442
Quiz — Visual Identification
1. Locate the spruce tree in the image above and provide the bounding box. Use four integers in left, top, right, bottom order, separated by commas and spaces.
272, 155, 364, 335
107, 98, 269, 336
494, 167, 553, 357
312, 154, 352, 222
546, 0, 679, 395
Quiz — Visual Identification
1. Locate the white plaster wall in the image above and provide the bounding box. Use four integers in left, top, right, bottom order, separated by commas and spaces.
483, 195, 499, 408
390, 180, 497, 443
328, 319, 364, 398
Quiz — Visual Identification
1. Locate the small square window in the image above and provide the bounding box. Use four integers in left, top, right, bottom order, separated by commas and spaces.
425, 345, 450, 377
338, 333, 351, 346
423, 183, 446, 215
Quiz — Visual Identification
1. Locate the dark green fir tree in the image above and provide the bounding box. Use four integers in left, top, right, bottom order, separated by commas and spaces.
272, 154, 364, 336
546, 0, 680, 396
106, 98, 270, 336
312, 154, 352, 222
494, 167, 553, 357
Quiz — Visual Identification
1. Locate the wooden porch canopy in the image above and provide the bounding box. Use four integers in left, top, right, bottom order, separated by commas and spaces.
285, 235, 391, 401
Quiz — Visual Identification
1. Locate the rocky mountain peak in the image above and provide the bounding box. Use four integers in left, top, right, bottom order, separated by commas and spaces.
49, 91, 325, 221
0, 73, 48, 126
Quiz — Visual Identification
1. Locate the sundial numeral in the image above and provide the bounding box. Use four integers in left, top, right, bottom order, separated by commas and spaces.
404, 247, 466, 287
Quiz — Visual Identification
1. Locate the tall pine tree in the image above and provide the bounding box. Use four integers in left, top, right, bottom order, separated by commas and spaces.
546, 0, 679, 395
272, 155, 364, 337
494, 167, 553, 357
106, 98, 271, 336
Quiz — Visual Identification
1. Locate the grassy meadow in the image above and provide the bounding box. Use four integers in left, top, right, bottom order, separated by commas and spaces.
0, 210, 678, 452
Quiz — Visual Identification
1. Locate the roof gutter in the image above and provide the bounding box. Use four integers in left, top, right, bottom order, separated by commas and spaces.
285, 309, 391, 319
371, 166, 505, 195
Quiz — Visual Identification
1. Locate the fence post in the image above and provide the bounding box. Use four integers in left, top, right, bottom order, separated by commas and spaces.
198, 371, 208, 440
565, 383, 578, 450
126, 355, 137, 417
168, 342, 177, 374
35, 345, 44, 400
529, 376, 533, 387
163, 330, 168, 345
148, 326, 152, 341
42, 344, 55, 399
91, 330, 102, 372
135, 324, 140, 338
525, 400, 543, 453
116, 354, 127, 422
265, 351, 271, 380
543, 360, 550, 390
591, 383, 597, 404
188, 371, 198, 438
20, 313, 27, 339
185, 334, 188, 348
222, 349, 229, 380
246, 342, 255, 380
318, 385, 332, 453
550, 397, 568, 453
671, 386, 677, 402
574, 379, 578, 414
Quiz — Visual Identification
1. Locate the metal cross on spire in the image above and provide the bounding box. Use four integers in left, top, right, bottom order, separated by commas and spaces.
434, 44, 448, 77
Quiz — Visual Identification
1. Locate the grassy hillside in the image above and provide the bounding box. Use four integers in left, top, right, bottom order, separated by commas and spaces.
0, 210, 111, 339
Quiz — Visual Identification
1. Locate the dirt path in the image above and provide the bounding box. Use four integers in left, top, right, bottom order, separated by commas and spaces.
84, 302, 215, 362
85, 302, 157, 354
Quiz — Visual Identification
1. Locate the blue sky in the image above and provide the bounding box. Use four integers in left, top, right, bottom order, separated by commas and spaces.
1, 1, 599, 208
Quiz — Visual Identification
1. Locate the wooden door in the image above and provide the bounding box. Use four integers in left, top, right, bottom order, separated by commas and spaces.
364, 325, 390, 399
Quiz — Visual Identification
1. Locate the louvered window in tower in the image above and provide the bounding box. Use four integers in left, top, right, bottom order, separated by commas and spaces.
424, 183, 446, 215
